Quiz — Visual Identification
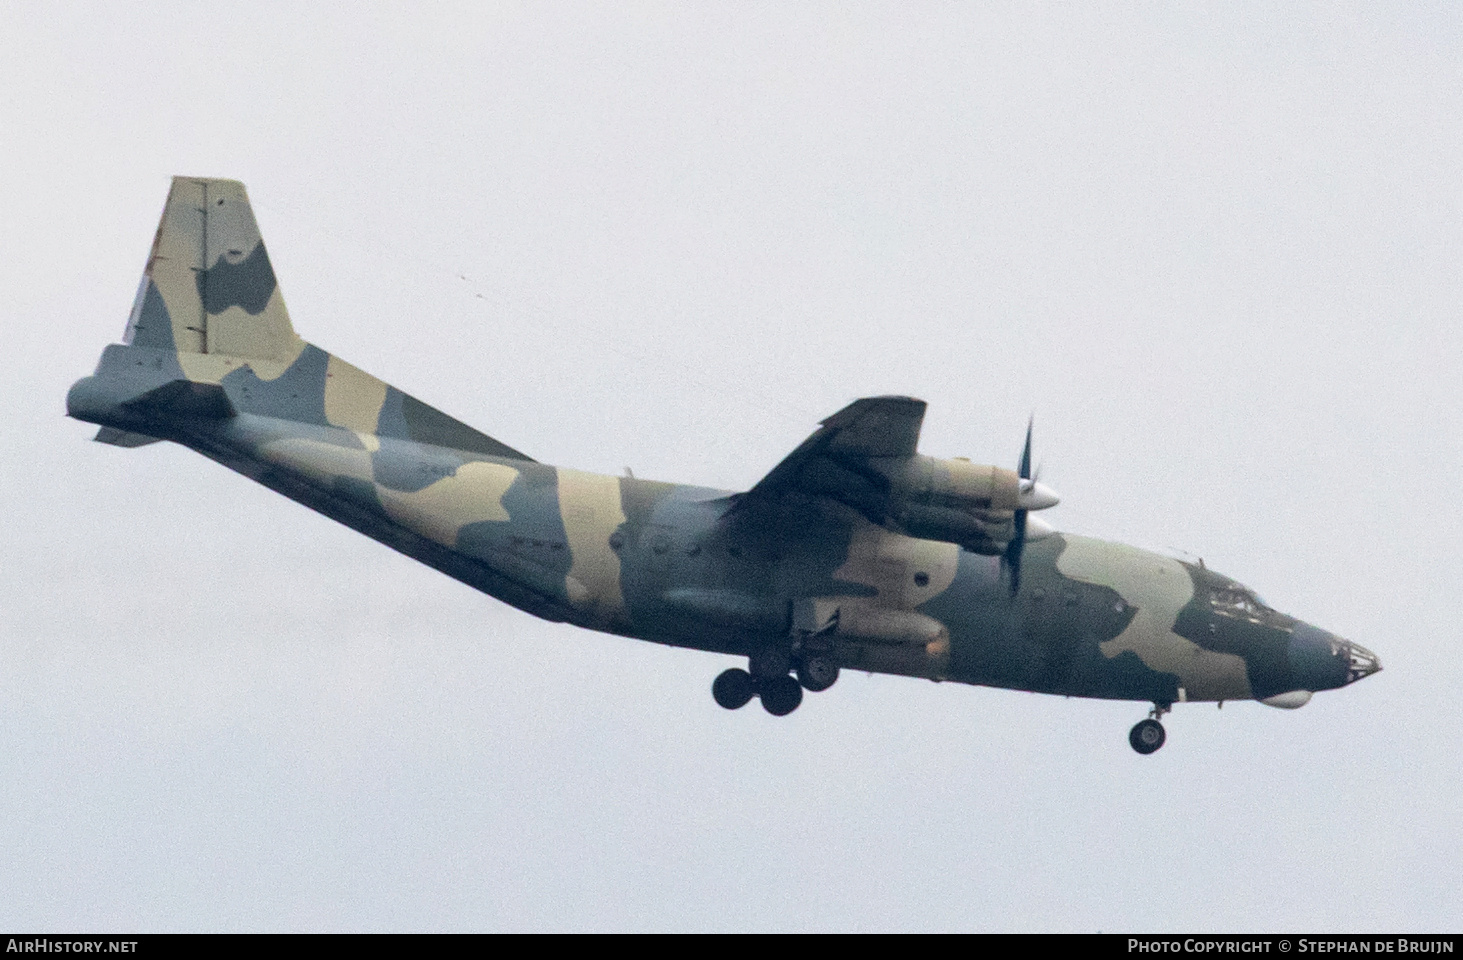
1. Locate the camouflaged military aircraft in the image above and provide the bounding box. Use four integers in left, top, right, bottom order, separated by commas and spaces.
68, 178, 1382, 754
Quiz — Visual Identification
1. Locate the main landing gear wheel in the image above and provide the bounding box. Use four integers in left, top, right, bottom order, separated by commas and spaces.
759, 675, 804, 716
749, 647, 792, 679
712, 668, 756, 710
1129, 718, 1166, 755
796, 657, 839, 692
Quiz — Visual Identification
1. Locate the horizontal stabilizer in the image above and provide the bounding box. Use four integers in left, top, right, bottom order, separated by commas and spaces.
123, 380, 236, 419
94, 427, 161, 447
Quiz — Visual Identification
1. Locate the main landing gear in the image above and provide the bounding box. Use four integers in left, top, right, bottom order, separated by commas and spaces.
712, 647, 840, 716
1129, 702, 1170, 755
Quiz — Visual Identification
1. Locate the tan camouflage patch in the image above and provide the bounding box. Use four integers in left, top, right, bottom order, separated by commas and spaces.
556, 468, 627, 624
834, 521, 958, 609
255, 436, 375, 488
826, 520, 958, 678
175, 351, 246, 386
206, 293, 305, 369
324, 354, 390, 435
378, 460, 518, 548
150, 180, 208, 354
1057, 535, 1252, 700
175, 350, 295, 385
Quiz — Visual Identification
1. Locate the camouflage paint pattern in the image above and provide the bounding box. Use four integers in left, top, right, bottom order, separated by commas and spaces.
69, 179, 1381, 713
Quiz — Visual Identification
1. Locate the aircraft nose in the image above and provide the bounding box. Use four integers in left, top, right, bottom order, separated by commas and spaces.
1288, 623, 1381, 691
1339, 638, 1382, 684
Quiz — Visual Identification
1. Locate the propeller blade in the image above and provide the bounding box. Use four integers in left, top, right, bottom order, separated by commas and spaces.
1004, 537, 1023, 597
1019, 417, 1033, 481
1007, 510, 1027, 597
1006, 418, 1034, 598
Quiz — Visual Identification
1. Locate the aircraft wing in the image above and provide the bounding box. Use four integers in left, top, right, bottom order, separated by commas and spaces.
744, 396, 926, 514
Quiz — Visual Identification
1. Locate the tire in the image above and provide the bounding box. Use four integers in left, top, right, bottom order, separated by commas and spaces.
759, 675, 804, 716
712, 668, 756, 710
1129, 718, 1166, 755
796, 657, 839, 692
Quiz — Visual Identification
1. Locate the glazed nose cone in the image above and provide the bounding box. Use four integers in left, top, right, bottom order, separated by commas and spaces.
1340, 639, 1382, 684
1288, 623, 1381, 692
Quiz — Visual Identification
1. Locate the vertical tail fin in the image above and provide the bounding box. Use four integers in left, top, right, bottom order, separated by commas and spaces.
125, 177, 305, 365
74, 176, 533, 464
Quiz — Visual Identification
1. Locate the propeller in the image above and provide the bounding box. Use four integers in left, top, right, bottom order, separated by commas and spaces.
1003, 418, 1035, 598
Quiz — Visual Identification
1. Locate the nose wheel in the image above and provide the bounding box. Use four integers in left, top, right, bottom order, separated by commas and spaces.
1129, 718, 1166, 754
1129, 703, 1170, 754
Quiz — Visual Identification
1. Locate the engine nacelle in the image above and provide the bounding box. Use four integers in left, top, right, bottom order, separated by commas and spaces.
881, 456, 1058, 554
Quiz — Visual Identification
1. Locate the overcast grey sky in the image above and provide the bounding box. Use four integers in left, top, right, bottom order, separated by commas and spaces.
2, 2, 1460, 932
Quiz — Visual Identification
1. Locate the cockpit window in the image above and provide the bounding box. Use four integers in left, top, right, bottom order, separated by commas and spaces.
1208, 585, 1269, 618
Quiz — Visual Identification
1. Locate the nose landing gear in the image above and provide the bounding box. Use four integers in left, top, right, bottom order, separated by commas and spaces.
1129, 702, 1170, 755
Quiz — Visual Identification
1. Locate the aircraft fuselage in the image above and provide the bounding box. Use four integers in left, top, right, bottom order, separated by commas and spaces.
68, 177, 1381, 752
